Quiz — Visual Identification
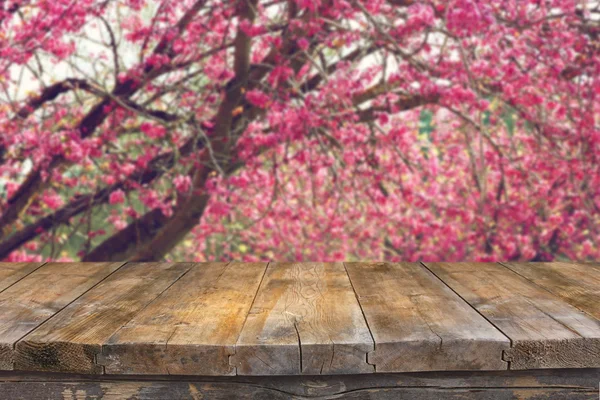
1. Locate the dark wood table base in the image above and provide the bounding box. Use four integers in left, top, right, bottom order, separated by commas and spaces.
1, 369, 598, 399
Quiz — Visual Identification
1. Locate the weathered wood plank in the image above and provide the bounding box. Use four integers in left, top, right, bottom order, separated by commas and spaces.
2, 381, 596, 399
231, 262, 374, 375
100, 262, 267, 376
0, 369, 598, 399
345, 262, 510, 372
424, 262, 600, 369
501, 262, 600, 320
0, 262, 45, 293
0, 262, 123, 370
14, 262, 194, 374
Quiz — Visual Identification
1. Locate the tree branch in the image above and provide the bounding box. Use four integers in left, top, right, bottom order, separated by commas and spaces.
0, 0, 209, 237
123, 0, 258, 262
13, 79, 89, 120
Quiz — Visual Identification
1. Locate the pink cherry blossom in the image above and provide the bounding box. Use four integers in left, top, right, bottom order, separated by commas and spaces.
41, 191, 64, 210
245, 90, 271, 108
173, 175, 192, 193
140, 122, 167, 139
0, 0, 597, 263
109, 190, 125, 205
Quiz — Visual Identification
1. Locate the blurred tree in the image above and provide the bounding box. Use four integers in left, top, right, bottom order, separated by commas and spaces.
0, 0, 599, 262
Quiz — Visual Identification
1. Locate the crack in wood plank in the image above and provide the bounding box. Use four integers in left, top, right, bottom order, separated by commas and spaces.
232, 262, 374, 375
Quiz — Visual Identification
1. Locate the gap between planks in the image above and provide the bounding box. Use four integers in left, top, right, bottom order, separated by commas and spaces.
498, 261, 600, 321
419, 261, 515, 369
12, 262, 197, 374
0, 262, 47, 294
0, 262, 125, 370
95, 262, 198, 374
21, 261, 129, 342
4, 262, 129, 370
226, 261, 270, 376
345, 262, 510, 373
423, 262, 600, 370
342, 262, 377, 371
229, 262, 375, 375
98, 262, 268, 375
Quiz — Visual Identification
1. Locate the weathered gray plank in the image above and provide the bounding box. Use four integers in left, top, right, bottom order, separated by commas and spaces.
501, 262, 600, 320
345, 262, 509, 372
14, 262, 194, 374
100, 262, 267, 375
0, 262, 44, 292
0, 369, 597, 399
0, 262, 123, 370
425, 262, 600, 369
231, 262, 374, 375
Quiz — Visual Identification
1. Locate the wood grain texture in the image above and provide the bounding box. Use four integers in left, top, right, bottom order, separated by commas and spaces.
501, 262, 600, 320
0, 369, 597, 399
100, 262, 267, 376
345, 262, 509, 372
0, 262, 123, 370
1, 381, 595, 399
14, 262, 194, 374
231, 262, 374, 375
424, 262, 600, 370
1, 261, 599, 377
0, 262, 44, 293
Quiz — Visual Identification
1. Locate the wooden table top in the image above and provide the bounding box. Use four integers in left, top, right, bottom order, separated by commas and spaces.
0, 261, 598, 376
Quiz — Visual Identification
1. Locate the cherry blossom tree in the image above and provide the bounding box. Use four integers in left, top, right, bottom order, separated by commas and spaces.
0, 0, 599, 262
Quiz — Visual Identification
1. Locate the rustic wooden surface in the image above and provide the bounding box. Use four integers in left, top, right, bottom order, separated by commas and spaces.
0, 369, 598, 399
0, 262, 123, 370
501, 261, 600, 320
231, 262, 374, 375
424, 262, 600, 370
15, 262, 193, 374
345, 262, 509, 372
0, 262, 44, 292
0, 262, 598, 376
101, 262, 267, 376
